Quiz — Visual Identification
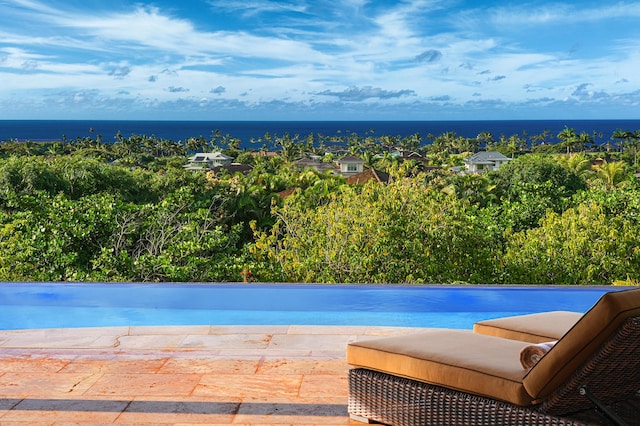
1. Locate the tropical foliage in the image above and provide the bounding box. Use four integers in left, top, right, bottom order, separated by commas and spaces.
253, 180, 501, 284
1, 126, 639, 285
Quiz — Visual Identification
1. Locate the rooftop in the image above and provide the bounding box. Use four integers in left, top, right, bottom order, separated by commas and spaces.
464, 151, 511, 164
0, 325, 417, 424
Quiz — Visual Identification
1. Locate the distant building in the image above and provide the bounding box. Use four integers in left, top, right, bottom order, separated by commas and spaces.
464, 151, 511, 173
336, 155, 365, 177
294, 156, 338, 174
294, 154, 369, 177
346, 169, 391, 185
401, 150, 430, 164
184, 152, 234, 170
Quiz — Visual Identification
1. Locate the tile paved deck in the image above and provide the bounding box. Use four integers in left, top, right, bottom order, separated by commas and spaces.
0, 325, 420, 425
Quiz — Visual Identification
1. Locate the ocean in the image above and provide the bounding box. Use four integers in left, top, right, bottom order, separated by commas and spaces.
2, 119, 640, 149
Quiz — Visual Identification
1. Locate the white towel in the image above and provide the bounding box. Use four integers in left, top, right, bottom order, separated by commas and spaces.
520, 341, 556, 369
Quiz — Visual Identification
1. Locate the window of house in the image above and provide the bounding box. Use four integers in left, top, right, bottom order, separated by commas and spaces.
347, 163, 358, 172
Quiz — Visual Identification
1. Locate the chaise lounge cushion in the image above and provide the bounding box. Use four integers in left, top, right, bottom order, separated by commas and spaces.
347, 329, 534, 406
523, 287, 640, 402
473, 311, 582, 343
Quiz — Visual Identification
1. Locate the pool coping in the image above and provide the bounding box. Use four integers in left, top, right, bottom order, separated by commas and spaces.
0, 324, 421, 351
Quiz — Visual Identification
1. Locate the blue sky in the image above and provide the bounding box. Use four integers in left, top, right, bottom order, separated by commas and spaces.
1, 0, 640, 120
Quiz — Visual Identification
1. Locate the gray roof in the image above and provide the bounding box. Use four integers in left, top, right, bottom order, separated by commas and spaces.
295, 157, 337, 172
188, 152, 233, 161
337, 155, 365, 163
464, 151, 511, 164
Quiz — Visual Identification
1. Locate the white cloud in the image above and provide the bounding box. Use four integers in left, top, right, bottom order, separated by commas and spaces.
486, 2, 640, 26
206, 0, 309, 17
0, 0, 639, 119
315, 86, 416, 102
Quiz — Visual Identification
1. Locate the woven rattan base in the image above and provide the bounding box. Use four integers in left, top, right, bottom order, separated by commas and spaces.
348, 368, 605, 426
348, 311, 640, 425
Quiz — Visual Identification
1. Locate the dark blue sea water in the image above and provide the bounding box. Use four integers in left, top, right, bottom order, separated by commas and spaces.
2, 120, 640, 149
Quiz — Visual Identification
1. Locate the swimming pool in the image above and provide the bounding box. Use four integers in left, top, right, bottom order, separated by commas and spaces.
0, 283, 624, 330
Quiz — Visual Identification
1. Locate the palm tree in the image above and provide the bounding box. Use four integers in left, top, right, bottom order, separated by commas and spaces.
629, 130, 640, 168
591, 131, 603, 151
557, 153, 592, 179
594, 160, 627, 188
611, 129, 630, 152
275, 133, 301, 163
377, 151, 398, 172
46, 142, 65, 157
399, 132, 421, 152
476, 131, 494, 150
530, 129, 551, 150
576, 131, 593, 153
185, 137, 201, 153
429, 131, 458, 155
456, 137, 479, 154
612, 129, 640, 167
557, 126, 578, 155
361, 151, 376, 170
508, 134, 527, 156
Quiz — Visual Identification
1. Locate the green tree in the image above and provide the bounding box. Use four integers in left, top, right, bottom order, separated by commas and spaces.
571, 183, 640, 225
489, 155, 586, 232
91, 185, 248, 282
490, 154, 586, 203
252, 179, 501, 284
557, 153, 593, 180
612, 129, 640, 167
530, 130, 552, 151
0, 192, 126, 281
502, 203, 640, 284
593, 160, 628, 188
0, 156, 66, 207
476, 131, 495, 150
488, 181, 560, 232
557, 126, 578, 155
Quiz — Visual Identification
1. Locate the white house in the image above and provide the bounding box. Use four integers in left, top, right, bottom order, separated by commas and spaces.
336, 155, 365, 177
184, 152, 234, 170
294, 154, 365, 177
464, 151, 511, 173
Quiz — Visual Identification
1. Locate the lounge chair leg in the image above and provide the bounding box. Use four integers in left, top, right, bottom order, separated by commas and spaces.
579, 385, 629, 426
349, 413, 375, 423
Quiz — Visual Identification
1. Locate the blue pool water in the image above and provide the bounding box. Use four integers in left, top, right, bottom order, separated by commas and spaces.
0, 283, 625, 330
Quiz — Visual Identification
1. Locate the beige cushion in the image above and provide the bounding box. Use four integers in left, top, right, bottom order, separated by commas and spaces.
523, 288, 640, 402
347, 329, 534, 406
473, 311, 582, 343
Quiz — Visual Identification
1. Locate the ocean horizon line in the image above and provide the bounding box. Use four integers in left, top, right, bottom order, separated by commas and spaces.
3, 118, 638, 122
2, 119, 640, 148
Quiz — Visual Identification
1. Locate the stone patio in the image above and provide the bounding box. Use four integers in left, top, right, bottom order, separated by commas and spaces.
0, 325, 419, 425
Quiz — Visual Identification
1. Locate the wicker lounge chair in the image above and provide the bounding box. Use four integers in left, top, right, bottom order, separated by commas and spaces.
347, 288, 640, 425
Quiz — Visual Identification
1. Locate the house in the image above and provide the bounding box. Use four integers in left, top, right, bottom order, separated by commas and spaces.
464, 151, 511, 173
402, 150, 430, 163
294, 154, 367, 177
346, 169, 391, 185
184, 152, 234, 170
336, 155, 365, 177
294, 156, 338, 174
